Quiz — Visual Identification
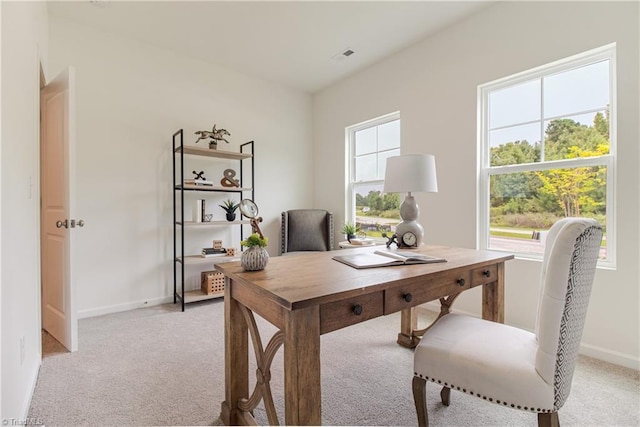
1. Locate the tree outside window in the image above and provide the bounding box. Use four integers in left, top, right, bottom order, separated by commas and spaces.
479, 45, 615, 265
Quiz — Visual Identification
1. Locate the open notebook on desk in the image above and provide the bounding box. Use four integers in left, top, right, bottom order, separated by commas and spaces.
332, 250, 446, 269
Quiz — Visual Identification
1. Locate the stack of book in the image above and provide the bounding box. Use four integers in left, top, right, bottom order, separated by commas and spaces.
184, 179, 214, 186
201, 247, 227, 258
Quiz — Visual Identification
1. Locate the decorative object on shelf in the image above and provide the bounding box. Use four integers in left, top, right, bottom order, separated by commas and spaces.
193, 199, 206, 222
213, 240, 223, 250
340, 222, 360, 243
201, 270, 225, 295
240, 233, 269, 271
383, 154, 438, 249
226, 247, 236, 256
192, 170, 206, 181
220, 168, 240, 187
219, 199, 239, 221
203, 214, 213, 222
194, 124, 230, 149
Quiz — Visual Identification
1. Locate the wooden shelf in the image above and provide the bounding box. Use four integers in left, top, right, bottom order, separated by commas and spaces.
184, 289, 224, 304
178, 255, 241, 265
177, 220, 251, 226
176, 184, 252, 192
175, 145, 253, 160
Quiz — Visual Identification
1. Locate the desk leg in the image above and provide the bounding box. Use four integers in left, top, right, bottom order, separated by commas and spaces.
482, 262, 505, 323
397, 307, 419, 348
284, 305, 321, 425
221, 279, 249, 426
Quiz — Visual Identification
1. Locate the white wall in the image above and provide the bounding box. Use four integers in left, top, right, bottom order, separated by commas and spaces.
1, 1, 49, 421
47, 17, 313, 316
313, 1, 639, 369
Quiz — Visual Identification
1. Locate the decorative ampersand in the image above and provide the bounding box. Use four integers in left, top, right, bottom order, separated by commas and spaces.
192, 170, 206, 181
220, 168, 240, 187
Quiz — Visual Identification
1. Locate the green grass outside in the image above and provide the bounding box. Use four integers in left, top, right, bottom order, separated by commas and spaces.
490, 230, 532, 240
490, 226, 606, 244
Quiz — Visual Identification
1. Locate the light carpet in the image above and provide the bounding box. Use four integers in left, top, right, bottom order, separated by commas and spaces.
28, 300, 639, 426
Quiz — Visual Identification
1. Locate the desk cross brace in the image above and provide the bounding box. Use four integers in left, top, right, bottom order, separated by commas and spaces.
412, 293, 462, 339
238, 305, 284, 426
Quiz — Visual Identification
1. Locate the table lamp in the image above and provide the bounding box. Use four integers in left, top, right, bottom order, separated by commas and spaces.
383, 154, 438, 248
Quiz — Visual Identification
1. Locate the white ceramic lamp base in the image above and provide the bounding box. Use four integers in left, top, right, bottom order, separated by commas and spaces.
395, 193, 424, 248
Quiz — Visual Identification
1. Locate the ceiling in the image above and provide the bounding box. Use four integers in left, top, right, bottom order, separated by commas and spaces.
47, 1, 493, 93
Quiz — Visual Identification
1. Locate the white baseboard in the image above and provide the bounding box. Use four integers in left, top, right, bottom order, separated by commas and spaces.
579, 343, 639, 370
416, 302, 639, 371
20, 359, 41, 423
78, 295, 173, 319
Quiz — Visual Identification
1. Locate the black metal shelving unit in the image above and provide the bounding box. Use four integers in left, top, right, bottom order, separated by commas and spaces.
172, 129, 254, 311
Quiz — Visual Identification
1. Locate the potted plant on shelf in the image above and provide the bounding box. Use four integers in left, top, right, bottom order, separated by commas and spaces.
240, 233, 269, 271
219, 199, 239, 221
341, 222, 360, 243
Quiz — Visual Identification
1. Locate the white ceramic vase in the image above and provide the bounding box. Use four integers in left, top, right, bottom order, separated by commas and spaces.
241, 246, 269, 271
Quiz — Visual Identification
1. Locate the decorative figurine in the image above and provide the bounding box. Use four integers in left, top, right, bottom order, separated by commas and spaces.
192, 170, 206, 181
383, 232, 399, 249
194, 125, 231, 149
220, 168, 240, 187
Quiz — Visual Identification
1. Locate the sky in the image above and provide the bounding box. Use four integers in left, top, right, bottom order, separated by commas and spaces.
488, 59, 609, 148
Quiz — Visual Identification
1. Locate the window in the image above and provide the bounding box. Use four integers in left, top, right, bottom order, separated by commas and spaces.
478, 44, 615, 267
346, 112, 401, 239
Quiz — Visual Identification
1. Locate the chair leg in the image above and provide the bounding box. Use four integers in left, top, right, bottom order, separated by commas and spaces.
440, 386, 451, 406
412, 376, 429, 427
538, 412, 560, 427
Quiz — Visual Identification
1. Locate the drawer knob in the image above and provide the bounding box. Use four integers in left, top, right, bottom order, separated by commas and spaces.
353, 304, 363, 316
403, 293, 413, 303
483, 270, 491, 278
456, 278, 466, 287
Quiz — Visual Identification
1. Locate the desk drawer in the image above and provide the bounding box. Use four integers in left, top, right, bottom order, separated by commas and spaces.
384, 270, 471, 314
470, 264, 498, 287
320, 291, 384, 334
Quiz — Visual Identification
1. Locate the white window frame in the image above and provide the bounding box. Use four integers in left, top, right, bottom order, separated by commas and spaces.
477, 44, 616, 268
345, 111, 400, 233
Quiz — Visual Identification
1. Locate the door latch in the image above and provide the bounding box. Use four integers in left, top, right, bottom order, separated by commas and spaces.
69, 219, 85, 228
56, 219, 85, 228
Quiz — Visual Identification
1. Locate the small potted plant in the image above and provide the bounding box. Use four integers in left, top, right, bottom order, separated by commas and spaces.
240, 233, 269, 271
219, 199, 239, 221
341, 222, 360, 243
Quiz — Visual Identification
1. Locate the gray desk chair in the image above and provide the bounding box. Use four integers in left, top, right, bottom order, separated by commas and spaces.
412, 218, 603, 427
280, 209, 334, 253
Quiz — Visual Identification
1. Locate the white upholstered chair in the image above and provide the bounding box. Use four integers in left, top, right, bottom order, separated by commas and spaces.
412, 218, 603, 427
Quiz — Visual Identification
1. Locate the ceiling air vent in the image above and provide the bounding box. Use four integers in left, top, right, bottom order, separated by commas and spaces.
90, 0, 110, 8
331, 47, 355, 62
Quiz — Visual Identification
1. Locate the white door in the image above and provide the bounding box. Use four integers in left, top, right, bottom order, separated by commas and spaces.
40, 67, 78, 352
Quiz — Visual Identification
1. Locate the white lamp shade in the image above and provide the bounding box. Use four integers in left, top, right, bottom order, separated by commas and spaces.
383, 154, 438, 193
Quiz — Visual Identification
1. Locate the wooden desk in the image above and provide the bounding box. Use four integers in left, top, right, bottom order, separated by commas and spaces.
216, 245, 513, 425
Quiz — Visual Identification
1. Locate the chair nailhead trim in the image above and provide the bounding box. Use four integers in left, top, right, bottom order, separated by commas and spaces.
416, 375, 554, 414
